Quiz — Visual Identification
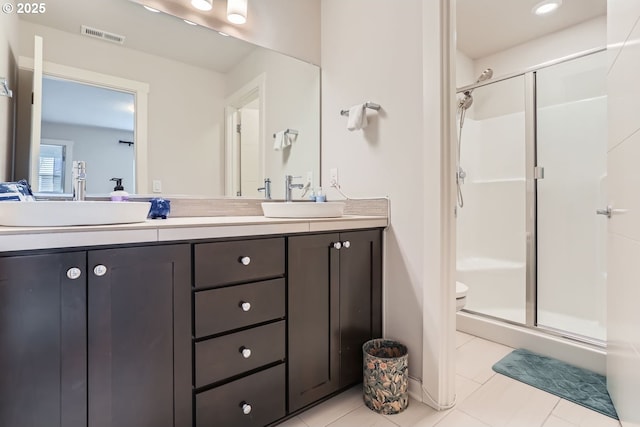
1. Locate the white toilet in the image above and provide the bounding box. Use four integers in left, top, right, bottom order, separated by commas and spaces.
456, 281, 469, 311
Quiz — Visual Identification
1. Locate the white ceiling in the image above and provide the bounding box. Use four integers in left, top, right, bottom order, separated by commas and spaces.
42, 77, 135, 131
456, 0, 607, 59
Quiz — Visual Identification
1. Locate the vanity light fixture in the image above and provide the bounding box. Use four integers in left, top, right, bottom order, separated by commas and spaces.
227, 0, 247, 24
143, 5, 160, 13
532, 0, 562, 15
191, 0, 212, 12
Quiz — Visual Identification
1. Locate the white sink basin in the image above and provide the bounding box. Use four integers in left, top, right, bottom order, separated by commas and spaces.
0, 201, 151, 227
261, 202, 345, 218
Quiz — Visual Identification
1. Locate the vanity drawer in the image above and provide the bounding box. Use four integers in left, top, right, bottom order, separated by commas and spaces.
195, 363, 285, 427
195, 278, 285, 338
194, 238, 285, 289
195, 321, 285, 388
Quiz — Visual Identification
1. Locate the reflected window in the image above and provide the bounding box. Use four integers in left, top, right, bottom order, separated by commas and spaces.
38, 144, 65, 193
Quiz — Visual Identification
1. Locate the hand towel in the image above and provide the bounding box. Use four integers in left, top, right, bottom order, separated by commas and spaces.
347, 103, 368, 131
273, 130, 285, 151
282, 132, 293, 149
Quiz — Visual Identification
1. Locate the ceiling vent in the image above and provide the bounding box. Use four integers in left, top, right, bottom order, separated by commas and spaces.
80, 25, 125, 45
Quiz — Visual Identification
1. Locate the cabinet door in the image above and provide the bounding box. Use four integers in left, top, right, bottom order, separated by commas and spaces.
0, 252, 86, 427
339, 230, 383, 387
87, 244, 191, 427
288, 233, 341, 412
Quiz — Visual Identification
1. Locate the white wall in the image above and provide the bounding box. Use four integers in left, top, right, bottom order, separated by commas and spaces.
322, 0, 454, 408
0, 11, 18, 180
41, 121, 135, 194
222, 0, 321, 66
18, 21, 226, 196
226, 48, 321, 199
606, 0, 640, 424
461, 17, 606, 87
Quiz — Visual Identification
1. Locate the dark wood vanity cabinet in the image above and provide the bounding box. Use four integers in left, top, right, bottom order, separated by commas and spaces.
288, 229, 383, 413
0, 252, 86, 427
0, 245, 192, 427
87, 245, 191, 427
0, 228, 383, 427
193, 238, 287, 427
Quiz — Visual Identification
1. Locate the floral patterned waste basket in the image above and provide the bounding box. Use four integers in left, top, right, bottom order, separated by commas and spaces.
363, 339, 409, 414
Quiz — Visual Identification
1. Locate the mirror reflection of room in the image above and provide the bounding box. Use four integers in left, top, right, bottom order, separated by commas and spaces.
13, 0, 320, 199
39, 76, 135, 195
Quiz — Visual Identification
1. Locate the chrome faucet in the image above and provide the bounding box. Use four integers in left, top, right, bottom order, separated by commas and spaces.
72, 161, 86, 201
258, 178, 272, 200
285, 175, 304, 202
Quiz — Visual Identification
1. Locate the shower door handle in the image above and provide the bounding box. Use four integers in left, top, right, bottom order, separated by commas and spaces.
596, 206, 612, 218
596, 205, 628, 218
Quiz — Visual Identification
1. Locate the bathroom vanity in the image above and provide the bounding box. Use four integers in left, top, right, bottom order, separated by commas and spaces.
0, 214, 385, 427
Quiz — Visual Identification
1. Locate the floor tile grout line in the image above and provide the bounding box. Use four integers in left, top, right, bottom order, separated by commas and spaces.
321, 403, 365, 427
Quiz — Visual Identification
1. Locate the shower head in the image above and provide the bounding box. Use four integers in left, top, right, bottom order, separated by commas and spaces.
458, 68, 492, 112
458, 91, 473, 110
476, 68, 493, 83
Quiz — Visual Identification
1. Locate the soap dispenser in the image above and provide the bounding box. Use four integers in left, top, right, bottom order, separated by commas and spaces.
110, 178, 129, 201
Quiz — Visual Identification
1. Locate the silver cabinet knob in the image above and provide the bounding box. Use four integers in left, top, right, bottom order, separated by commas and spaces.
240, 301, 251, 312
241, 402, 252, 415
239, 256, 251, 266
66, 267, 82, 280
333, 242, 342, 250
343, 241, 351, 248
240, 347, 252, 358
93, 265, 107, 277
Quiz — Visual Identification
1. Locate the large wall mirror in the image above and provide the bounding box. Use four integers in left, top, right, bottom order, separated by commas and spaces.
13, 0, 320, 199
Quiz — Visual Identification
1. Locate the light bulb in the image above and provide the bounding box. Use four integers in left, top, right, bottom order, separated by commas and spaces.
227, 0, 247, 24
191, 0, 212, 12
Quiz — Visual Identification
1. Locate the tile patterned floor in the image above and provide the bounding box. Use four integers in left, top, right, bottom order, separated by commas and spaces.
277, 332, 621, 427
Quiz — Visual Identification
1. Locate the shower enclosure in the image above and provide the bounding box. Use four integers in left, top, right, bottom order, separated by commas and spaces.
456, 50, 607, 344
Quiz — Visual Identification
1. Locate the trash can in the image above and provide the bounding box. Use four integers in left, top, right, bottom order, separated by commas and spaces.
363, 339, 409, 414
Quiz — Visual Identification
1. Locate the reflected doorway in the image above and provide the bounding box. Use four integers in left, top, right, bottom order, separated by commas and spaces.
225, 74, 265, 197
40, 76, 135, 194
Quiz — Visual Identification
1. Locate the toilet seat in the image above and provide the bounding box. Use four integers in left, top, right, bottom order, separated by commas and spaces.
456, 281, 468, 299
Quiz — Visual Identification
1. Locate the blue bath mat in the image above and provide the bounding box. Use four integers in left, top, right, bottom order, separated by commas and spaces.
492, 348, 618, 420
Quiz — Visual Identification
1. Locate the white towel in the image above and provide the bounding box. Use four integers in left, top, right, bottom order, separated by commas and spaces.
273, 131, 285, 151
347, 103, 368, 131
283, 132, 293, 149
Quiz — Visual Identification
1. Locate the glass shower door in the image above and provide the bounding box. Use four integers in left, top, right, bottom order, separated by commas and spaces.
536, 51, 608, 341
456, 75, 528, 324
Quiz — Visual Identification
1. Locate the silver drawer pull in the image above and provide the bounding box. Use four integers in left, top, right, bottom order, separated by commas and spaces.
332, 242, 342, 250
343, 240, 351, 248
241, 402, 252, 415
93, 265, 107, 277
66, 267, 82, 280
239, 256, 251, 266
240, 301, 251, 312
240, 347, 252, 358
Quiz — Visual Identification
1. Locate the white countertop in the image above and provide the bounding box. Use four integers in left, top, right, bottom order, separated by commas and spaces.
0, 215, 388, 252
